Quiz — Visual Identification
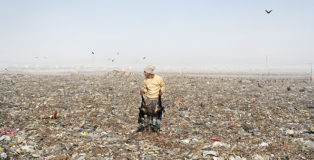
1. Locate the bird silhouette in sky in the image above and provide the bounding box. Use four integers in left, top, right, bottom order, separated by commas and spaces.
143, 57, 146, 60
92, 52, 94, 54
265, 10, 272, 14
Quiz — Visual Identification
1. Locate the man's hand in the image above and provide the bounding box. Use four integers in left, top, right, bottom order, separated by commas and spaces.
159, 90, 163, 96
140, 90, 145, 96
155, 106, 158, 113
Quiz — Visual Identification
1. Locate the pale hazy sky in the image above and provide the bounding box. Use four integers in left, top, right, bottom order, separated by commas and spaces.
0, 0, 313, 71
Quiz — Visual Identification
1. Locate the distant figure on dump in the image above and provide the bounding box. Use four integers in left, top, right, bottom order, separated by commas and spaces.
139, 65, 165, 135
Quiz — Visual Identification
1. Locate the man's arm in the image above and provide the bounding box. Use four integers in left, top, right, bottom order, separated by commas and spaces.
140, 80, 148, 95
159, 77, 165, 95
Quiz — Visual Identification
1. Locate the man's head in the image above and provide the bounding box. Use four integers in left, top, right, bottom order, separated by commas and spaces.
144, 65, 155, 78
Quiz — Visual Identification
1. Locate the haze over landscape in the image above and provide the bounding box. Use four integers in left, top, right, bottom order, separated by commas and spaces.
0, 0, 313, 72
1, 1, 314, 159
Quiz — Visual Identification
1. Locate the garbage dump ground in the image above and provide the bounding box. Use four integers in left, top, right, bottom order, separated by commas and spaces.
0, 71, 313, 159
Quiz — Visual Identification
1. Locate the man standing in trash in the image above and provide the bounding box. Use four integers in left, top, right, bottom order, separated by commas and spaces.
139, 65, 165, 135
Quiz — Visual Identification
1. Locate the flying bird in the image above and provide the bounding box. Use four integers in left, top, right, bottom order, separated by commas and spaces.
265, 10, 272, 14
111, 59, 115, 62
143, 57, 146, 60
92, 52, 94, 54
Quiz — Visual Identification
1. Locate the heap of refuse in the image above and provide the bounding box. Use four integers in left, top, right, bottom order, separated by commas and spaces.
0, 71, 313, 159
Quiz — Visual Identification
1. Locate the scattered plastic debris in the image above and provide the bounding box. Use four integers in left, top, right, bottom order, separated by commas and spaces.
305, 112, 310, 117
0, 128, 17, 137
40, 111, 57, 119
0, 71, 313, 159
210, 137, 223, 141
81, 131, 88, 136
